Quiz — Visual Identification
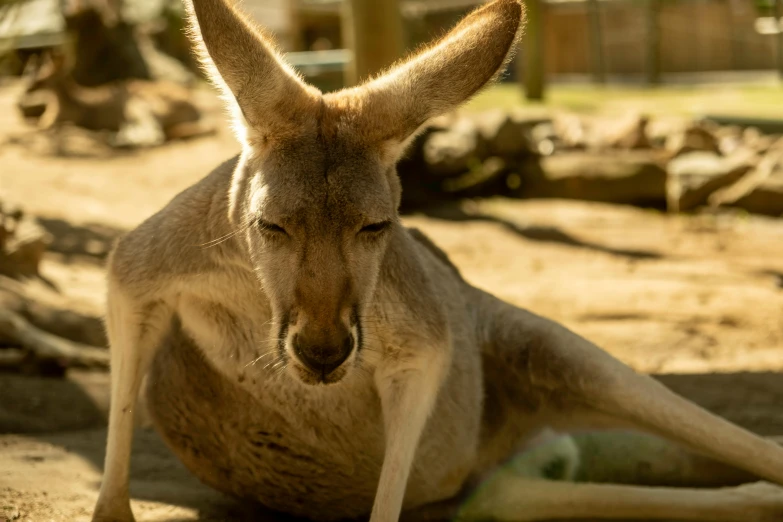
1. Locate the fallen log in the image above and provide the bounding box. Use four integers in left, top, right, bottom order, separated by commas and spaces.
0, 276, 106, 347
0, 309, 109, 370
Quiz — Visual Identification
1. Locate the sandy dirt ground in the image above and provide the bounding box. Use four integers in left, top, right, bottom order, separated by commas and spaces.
1, 80, 783, 521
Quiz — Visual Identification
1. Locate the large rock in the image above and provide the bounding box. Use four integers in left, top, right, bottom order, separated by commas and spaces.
421, 117, 485, 176
16, 89, 50, 120
647, 117, 688, 149
595, 113, 651, 151
665, 123, 720, 157
440, 156, 513, 199
521, 151, 668, 206
473, 109, 545, 158
0, 205, 52, 279
530, 121, 560, 156
718, 173, 783, 217
715, 125, 744, 156
742, 126, 778, 154
666, 150, 755, 212
709, 150, 783, 217
552, 113, 589, 150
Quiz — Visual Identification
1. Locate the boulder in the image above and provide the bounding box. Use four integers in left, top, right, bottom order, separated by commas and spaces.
666, 149, 755, 213
709, 150, 783, 217
0, 204, 52, 279
647, 117, 688, 149
473, 109, 544, 158
596, 113, 651, 151
742, 126, 777, 154
521, 151, 668, 206
552, 113, 589, 150
440, 156, 512, 199
665, 123, 719, 157
16, 90, 50, 120
530, 121, 560, 156
421, 117, 485, 176
715, 125, 744, 156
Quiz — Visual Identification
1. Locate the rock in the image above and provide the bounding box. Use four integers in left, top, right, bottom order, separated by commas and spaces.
421, 117, 485, 176
647, 117, 688, 149
665, 123, 719, 157
768, 135, 783, 152
521, 151, 668, 206
709, 150, 783, 217
0, 210, 52, 279
530, 122, 560, 156
16, 89, 50, 120
553, 113, 588, 150
714, 172, 783, 217
111, 98, 166, 149
440, 156, 512, 199
715, 125, 744, 156
473, 109, 543, 158
742, 126, 777, 154
596, 113, 651, 151
666, 149, 755, 213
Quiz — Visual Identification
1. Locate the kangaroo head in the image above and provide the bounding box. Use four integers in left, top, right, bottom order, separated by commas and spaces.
185, 0, 524, 385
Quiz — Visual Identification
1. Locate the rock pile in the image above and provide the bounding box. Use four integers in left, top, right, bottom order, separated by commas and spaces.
397, 110, 783, 218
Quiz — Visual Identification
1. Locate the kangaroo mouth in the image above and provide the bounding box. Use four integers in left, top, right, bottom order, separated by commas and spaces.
292, 363, 348, 386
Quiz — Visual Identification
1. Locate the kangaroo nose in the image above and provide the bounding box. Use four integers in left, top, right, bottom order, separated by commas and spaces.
293, 332, 354, 376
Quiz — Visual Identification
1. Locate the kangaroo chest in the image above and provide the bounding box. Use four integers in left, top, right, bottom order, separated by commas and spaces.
145, 303, 482, 519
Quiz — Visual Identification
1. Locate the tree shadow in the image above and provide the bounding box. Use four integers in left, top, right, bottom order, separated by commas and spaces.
408, 202, 663, 261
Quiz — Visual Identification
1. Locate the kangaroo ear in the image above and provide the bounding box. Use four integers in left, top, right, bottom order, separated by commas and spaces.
183, 0, 320, 145
327, 0, 524, 157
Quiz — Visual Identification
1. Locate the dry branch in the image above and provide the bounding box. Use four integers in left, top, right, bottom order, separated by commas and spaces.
0, 308, 109, 369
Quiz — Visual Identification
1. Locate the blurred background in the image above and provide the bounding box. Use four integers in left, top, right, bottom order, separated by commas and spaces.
2, 1, 783, 521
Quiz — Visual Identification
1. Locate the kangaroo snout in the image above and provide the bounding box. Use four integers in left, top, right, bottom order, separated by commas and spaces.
294, 331, 354, 375
291, 321, 355, 382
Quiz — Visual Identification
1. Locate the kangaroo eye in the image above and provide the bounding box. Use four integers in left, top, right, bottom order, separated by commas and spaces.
257, 219, 288, 236
360, 221, 392, 234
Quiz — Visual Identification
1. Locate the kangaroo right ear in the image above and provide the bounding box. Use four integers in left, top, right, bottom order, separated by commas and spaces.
183, 0, 321, 146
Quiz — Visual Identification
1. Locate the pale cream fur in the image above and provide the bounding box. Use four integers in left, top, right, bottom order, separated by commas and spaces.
92, 1, 783, 521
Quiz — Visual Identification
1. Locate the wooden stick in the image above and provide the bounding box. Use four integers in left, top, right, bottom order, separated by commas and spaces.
0, 308, 108, 369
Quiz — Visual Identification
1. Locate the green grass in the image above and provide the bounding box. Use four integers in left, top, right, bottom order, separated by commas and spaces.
463, 82, 783, 119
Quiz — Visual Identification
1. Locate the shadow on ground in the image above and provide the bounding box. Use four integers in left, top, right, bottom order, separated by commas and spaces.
37, 217, 125, 263
406, 202, 663, 260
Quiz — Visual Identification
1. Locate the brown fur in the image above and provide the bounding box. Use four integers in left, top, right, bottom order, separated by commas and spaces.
92, 1, 783, 521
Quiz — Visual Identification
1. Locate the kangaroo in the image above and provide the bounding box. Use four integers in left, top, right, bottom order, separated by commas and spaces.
92, 0, 783, 520
25, 51, 215, 144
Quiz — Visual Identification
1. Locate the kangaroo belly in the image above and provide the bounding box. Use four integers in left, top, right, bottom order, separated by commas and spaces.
146, 320, 480, 520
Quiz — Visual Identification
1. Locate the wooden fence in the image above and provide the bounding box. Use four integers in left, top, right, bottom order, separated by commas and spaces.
540, 0, 775, 76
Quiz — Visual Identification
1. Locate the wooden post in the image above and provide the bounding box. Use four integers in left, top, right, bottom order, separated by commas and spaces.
521, 0, 545, 100
776, 0, 783, 80
645, 0, 661, 85
586, 0, 605, 84
341, 0, 404, 87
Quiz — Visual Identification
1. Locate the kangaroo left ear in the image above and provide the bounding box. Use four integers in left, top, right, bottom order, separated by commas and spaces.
325, 0, 525, 157
182, 0, 321, 145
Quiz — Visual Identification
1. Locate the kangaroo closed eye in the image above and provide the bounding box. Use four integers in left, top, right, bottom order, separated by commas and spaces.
360, 221, 392, 234
257, 219, 288, 235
